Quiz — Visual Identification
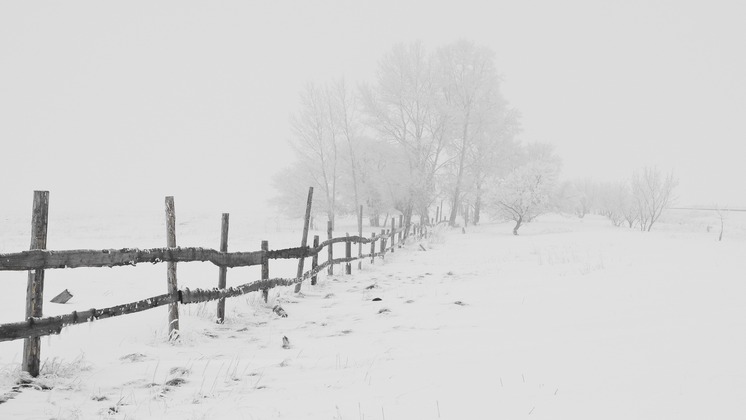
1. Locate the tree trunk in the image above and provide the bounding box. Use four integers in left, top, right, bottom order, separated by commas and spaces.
513, 217, 522, 236
449, 118, 470, 227
369, 214, 380, 227
419, 205, 430, 225
473, 192, 482, 225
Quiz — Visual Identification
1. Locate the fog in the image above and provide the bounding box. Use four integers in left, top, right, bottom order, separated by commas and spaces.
2, 0, 744, 218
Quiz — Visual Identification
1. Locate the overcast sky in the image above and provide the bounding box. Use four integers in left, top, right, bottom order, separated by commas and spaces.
2, 0, 744, 218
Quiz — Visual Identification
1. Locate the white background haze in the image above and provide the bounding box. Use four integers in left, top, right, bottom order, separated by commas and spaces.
2, 0, 745, 216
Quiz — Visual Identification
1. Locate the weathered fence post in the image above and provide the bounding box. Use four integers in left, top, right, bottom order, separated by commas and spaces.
165, 196, 179, 340
435, 206, 440, 224
294, 187, 314, 293
311, 235, 319, 285
345, 233, 352, 274
22, 190, 49, 377
357, 205, 363, 270
216, 213, 229, 324
380, 229, 386, 259
327, 220, 334, 275
370, 232, 376, 264
390, 219, 396, 253
398, 215, 403, 246
261, 240, 269, 302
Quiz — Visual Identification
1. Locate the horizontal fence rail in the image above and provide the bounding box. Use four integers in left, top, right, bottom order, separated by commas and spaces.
0, 237, 415, 343
0, 189, 438, 379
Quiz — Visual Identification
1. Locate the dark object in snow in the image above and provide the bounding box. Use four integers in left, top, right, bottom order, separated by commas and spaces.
365, 284, 377, 289
372, 297, 382, 302
454, 301, 466, 306
273, 305, 288, 318
462, 227, 466, 234
378, 308, 391, 314
323, 293, 335, 299
50, 289, 73, 304
282, 336, 291, 349
164, 377, 186, 387
419, 244, 427, 251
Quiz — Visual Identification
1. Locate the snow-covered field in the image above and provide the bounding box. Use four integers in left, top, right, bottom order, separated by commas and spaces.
1, 209, 745, 419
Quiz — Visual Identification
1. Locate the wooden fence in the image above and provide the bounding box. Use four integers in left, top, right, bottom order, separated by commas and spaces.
0, 189, 431, 377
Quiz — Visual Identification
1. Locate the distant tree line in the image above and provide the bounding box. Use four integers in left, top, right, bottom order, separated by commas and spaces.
271, 40, 561, 235
559, 166, 679, 231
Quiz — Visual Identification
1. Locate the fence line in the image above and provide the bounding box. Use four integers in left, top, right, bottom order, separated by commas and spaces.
0, 190, 432, 376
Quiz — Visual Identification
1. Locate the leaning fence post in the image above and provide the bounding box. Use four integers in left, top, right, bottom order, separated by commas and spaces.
261, 240, 269, 302
370, 232, 376, 264
294, 187, 314, 293
345, 233, 352, 274
165, 196, 180, 340
357, 205, 363, 270
327, 220, 334, 275
216, 213, 229, 324
22, 190, 49, 378
311, 235, 319, 285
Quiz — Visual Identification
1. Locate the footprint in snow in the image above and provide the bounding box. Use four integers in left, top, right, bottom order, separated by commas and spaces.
119, 353, 148, 363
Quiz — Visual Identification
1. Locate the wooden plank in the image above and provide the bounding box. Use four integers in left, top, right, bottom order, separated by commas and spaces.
380, 229, 386, 259
22, 190, 49, 377
294, 187, 314, 293
327, 220, 333, 275
0, 250, 383, 343
0, 293, 176, 342
216, 213, 229, 324
357, 205, 363, 270
398, 215, 403, 246
0, 247, 286, 271
311, 235, 319, 285
165, 196, 179, 340
261, 240, 269, 303
345, 233, 351, 275
390, 219, 396, 253
370, 232, 376, 264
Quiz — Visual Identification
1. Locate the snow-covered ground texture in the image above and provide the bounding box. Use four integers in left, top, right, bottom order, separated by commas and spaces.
1, 210, 746, 419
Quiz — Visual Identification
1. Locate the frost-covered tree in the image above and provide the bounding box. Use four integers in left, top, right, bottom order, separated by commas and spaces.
487, 158, 560, 235
435, 40, 508, 227
631, 166, 678, 231
360, 41, 449, 225
596, 181, 636, 227
570, 178, 598, 218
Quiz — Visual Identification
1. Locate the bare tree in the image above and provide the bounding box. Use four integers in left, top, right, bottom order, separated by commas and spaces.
330, 78, 361, 213
466, 107, 521, 224
287, 82, 340, 228
571, 178, 598, 218
360, 41, 448, 226
436, 40, 506, 227
488, 158, 560, 235
631, 166, 678, 231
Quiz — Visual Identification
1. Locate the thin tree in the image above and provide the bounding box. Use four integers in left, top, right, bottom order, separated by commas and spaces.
360, 41, 447, 226
289, 82, 339, 228
436, 40, 505, 227
631, 166, 678, 231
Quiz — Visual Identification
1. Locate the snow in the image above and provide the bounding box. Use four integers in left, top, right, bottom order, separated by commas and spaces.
1, 211, 746, 419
